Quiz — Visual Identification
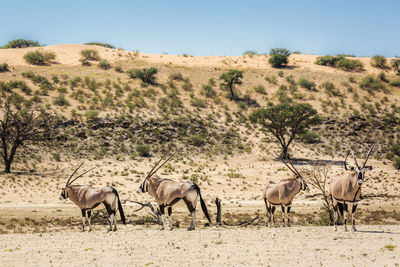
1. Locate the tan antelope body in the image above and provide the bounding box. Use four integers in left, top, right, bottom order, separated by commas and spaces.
263, 155, 309, 227
330, 142, 375, 231
59, 164, 126, 231
137, 153, 211, 230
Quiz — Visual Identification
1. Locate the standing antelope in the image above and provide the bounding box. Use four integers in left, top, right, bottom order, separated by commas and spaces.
137, 152, 211, 230
330, 142, 375, 231
263, 155, 309, 227
59, 163, 126, 232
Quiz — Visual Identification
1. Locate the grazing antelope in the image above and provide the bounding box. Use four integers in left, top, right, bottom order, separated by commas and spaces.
330, 142, 375, 231
137, 153, 211, 230
263, 155, 309, 227
59, 163, 126, 232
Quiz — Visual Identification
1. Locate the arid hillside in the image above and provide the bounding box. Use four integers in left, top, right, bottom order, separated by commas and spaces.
0, 44, 399, 233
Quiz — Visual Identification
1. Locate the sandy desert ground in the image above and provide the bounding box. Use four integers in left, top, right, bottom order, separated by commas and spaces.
0, 224, 399, 266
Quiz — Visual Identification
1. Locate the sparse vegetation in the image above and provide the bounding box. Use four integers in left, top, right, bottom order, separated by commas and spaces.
98, 59, 111, 70
80, 49, 100, 61
136, 144, 151, 157
268, 48, 291, 68
359, 75, 386, 95
371, 55, 387, 68
0, 63, 9, 72
315, 55, 363, 71
2, 39, 40, 48
220, 69, 243, 100
84, 42, 115, 49
298, 77, 316, 91
128, 68, 158, 85
23, 50, 56, 65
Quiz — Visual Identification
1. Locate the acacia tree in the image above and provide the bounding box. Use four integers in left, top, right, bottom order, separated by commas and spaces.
219, 69, 243, 100
249, 102, 320, 157
268, 48, 291, 68
0, 95, 52, 173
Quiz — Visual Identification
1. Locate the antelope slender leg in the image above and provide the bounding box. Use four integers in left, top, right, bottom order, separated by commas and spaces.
167, 207, 173, 230
271, 206, 276, 227
351, 204, 358, 231
281, 205, 286, 227
159, 205, 165, 230
184, 199, 196, 230
265, 199, 271, 227
343, 202, 348, 232
287, 206, 291, 227
188, 211, 196, 231
333, 200, 338, 231
87, 210, 92, 232
113, 211, 118, 231
81, 209, 86, 232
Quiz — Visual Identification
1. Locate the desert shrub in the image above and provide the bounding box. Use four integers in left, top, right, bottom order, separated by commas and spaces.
84, 42, 115, 49
114, 66, 123, 73
253, 84, 266, 94
2, 39, 40, 48
298, 77, 316, 91
181, 77, 193, 91
371, 55, 387, 68
390, 58, 400, 75
335, 58, 363, 72
243, 50, 257, 57
389, 78, 400, 88
85, 110, 99, 120
191, 97, 207, 108
98, 59, 111, 70
299, 130, 320, 143
80, 58, 91, 66
201, 79, 217, 98
0, 80, 31, 95
136, 144, 151, 157
168, 72, 183, 81
265, 75, 278, 85
80, 49, 100, 61
0, 63, 9, 72
188, 134, 206, 147
378, 72, 389, 83
359, 75, 386, 95
54, 94, 70, 106
386, 142, 400, 170
315, 55, 341, 67
322, 82, 341, 96
268, 48, 291, 68
129, 68, 158, 85
23, 50, 56, 65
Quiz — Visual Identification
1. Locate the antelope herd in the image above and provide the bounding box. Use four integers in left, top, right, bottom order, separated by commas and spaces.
59, 142, 376, 232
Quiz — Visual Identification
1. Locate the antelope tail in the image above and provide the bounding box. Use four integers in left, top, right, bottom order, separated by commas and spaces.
111, 187, 126, 225
193, 184, 211, 224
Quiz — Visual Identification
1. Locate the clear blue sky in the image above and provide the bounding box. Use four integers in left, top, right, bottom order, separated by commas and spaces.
1, 0, 399, 57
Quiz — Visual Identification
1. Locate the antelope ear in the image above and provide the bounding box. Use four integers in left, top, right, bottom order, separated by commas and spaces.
350, 166, 355, 171
365, 166, 373, 170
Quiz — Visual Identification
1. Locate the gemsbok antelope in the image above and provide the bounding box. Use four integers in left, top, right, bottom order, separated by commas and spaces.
263, 155, 309, 227
137, 152, 211, 230
330, 142, 375, 231
59, 163, 126, 232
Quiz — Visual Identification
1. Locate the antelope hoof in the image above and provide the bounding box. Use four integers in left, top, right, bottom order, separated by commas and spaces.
187, 226, 194, 231
160, 226, 165, 231
169, 227, 174, 231
108, 228, 112, 232
88, 228, 92, 232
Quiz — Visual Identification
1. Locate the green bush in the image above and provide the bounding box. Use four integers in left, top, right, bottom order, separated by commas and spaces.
299, 130, 320, 143
268, 48, 291, 68
371, 55, 387, 68
80, 49, 100, 61
378, 72, 389, 83
129, 68, 158, 85
191, 97, 207, 108
2, 39, 40, 48
0, 80, 31, 95
136, 144, 151, 157
54, 94, 70, 106
0, 63, 9, 72
390, 58, 400, 75
359, 75, 386, 94
84, 42, 115, 49
315, 55, 342, 67
335, 58, 363, 71
114, 66, 123, 73
23, 50, 56, 65
85, 110, 99, 120
253, 84, 267, 94
188, 134, 206, 147
182, 77, 193, 91
298, 77, 316, 91
98, 59, 111, 70
389, 78, 400, 88
243, 50, 257, 57
168, 72, 183, 81
322, 82, 341, 96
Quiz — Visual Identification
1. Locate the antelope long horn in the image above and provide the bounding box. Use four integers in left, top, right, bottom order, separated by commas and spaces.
362, 141, 376, 168
274, 151, 299, 177
348, 145, 359, 168
68, 167, 96, 185
344, 150, 350, 170
147, 151, 177, 179
284, 155, 302, 178
145, 151, 170, 179
66, 163, 84, 186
